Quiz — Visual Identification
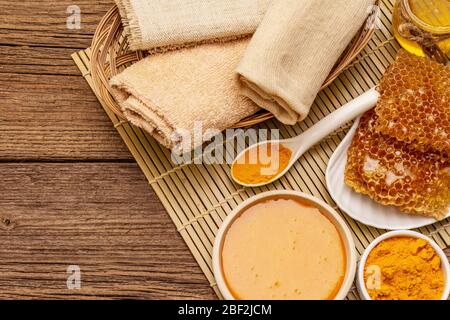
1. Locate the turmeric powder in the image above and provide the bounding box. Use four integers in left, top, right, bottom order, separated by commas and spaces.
232, 144, 292, 185
364, 237, 444, 300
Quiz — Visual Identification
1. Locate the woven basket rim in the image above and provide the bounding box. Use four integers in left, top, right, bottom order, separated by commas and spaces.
90, 2, 379, 128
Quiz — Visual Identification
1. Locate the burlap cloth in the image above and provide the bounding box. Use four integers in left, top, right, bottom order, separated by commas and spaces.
237, 0, 376, 125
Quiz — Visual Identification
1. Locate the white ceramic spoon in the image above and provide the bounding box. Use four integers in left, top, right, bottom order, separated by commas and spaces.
231, 87, 380, 187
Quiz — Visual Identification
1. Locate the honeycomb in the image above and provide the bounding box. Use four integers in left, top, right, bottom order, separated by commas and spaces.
375, 49, 450, 156
345, 110, 450, 219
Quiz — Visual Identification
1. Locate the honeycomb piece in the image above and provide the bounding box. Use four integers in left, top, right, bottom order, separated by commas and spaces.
345, 110, 450, 219
375, 49, 450, 156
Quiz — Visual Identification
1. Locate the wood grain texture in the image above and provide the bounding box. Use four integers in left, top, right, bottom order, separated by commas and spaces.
0, 0, 215, 299
0, 163, 216, 300
0, 0, 112, 48
0, 72, 131, 160
0, 0, 129, 161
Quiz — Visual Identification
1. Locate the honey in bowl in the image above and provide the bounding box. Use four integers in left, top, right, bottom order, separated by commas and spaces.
393, 0, 450, 63
221, 197, 346, 300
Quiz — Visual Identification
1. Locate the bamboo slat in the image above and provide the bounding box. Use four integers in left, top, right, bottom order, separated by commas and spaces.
72, 0, 450, 299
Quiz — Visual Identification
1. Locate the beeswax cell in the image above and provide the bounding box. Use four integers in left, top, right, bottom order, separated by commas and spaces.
375, 50, 450, 156
345, 111, 450, 219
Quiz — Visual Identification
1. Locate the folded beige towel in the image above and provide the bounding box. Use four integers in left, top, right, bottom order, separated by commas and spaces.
115, 0, 270, 51
110, 39, 259, 152
237, 0, 375, 125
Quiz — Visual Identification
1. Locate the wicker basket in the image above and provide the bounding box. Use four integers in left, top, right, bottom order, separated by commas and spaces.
91, 3, 379, 128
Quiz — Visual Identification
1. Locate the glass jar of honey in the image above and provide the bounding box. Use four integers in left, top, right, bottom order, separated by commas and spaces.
392, 0, 450, 64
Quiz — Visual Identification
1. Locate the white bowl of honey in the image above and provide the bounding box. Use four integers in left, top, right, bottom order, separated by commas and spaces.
212, 190, 357, 300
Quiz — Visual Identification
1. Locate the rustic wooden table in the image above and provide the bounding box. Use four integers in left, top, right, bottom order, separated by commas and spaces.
0, 0, 448, 300
0, 0, 215, 299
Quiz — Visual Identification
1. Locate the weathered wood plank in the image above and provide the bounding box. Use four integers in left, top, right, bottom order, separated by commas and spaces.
0, 46, 81, 76
0, 163, 215, 299
0, 0, 218, 300
0, 0, 130, 161
0, 0, 113, 49
0, 72, 131, 160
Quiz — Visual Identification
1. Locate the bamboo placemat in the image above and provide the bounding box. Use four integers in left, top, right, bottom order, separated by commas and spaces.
72, 0, 450, 299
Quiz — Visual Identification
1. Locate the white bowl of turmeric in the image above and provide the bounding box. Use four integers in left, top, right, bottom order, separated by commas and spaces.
357, 230, 450, 300
212, 190, 357, 300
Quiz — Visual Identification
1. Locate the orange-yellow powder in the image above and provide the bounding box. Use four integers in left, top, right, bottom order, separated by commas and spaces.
232, 144, 292, 185
364, 237, 444, 300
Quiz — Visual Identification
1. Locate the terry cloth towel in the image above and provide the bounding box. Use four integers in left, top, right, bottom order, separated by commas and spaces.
114, 0, 271, 51
110, 38, 260, 152
236, 0, 376, 125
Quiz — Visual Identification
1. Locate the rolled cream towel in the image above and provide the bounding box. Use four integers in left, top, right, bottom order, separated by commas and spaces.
115, 0, 271, 51
236, 0, 376, 125
110, 39, 259, 152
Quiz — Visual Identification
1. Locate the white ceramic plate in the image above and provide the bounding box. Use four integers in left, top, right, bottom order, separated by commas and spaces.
326, 118, 450, 230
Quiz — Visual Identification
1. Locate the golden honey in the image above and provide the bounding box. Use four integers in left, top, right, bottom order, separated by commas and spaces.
392, 0, 450, 63
221, 198, 346, 300
345, 110, 450, 219
345, 49, 450, 219
375, 50, 450, 156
